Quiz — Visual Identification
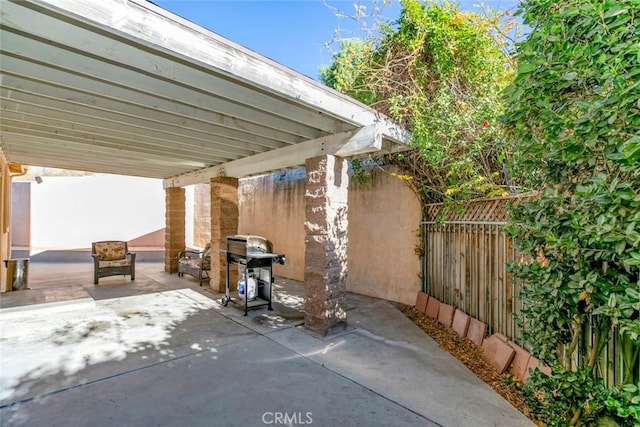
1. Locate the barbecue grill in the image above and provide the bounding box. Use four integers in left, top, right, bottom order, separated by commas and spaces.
221, 235, 285, 315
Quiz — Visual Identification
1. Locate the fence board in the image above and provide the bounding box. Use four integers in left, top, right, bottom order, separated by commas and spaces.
422, 195, 636, 387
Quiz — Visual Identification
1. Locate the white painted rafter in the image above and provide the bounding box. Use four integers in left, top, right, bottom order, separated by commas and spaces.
163, 125, 392, 188
0, 0, 411, 181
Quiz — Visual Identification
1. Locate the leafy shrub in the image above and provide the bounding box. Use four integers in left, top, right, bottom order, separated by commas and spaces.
504, 0, 640, 424
320, 0, 515, 205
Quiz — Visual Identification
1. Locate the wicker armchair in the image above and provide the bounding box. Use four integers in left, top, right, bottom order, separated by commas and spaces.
91, 241, 136, 285
177, 243, 211, 286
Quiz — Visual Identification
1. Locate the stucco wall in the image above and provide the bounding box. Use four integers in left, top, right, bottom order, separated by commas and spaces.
238, 173, 306, 281
10, 166, 421, 304
193, 183, 211, 248
347, 167, 422, 304
26, 175, 165, 249
10, 182, 30, 247
233, 166, 422, 305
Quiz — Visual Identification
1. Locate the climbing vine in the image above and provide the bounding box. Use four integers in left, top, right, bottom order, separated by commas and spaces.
320, 0, 516, 206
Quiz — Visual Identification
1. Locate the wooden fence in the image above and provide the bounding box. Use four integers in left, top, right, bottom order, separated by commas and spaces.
422, 195, 637, 387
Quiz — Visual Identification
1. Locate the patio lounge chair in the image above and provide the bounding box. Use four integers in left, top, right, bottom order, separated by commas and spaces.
177, 243, 211, 286
91, 241, 136, 285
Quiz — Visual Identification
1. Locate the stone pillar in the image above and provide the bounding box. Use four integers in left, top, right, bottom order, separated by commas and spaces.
304, 154, 349, 336
164, 187, 185, 274
210, 177, 239, 292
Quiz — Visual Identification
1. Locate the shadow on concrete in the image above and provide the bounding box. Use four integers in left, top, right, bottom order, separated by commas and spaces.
0, 262, 534, 427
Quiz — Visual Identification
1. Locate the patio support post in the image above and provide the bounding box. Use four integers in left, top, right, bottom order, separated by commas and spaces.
164, 187, 185, 274
304, 154, 349, 336
210, 177, 239, 292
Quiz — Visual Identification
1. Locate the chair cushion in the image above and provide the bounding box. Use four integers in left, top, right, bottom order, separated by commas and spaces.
99, 259, 131, 268
179, 258, 202, 269
95, 242, 127, 261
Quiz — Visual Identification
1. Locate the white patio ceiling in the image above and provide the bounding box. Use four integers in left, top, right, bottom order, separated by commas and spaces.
0, 0, 410, 188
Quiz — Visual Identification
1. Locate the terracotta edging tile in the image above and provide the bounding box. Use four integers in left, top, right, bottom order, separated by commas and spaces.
525, 356, 552, 382
437, 303, 455, 328
466, 317, 487, 347
452, 309, 470, 338
415, 292, 428, 313
493, 333, 509, 343
506, 341, 532, 382
425, 297, 440, 320
481, 334, 516, 374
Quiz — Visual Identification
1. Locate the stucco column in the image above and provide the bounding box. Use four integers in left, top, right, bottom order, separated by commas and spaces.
210, 177, 239, 292
164, 187, 185, 274
304, 154, 349, 336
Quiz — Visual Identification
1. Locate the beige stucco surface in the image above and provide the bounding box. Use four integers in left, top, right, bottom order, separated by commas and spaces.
347, 167, 422, 305
193, 183, 211, 248
10, 183, 30, 247
22, 175, 166, 249
12, 166, 421, 304
235, 166, 421, 305
238, 174, 306, 281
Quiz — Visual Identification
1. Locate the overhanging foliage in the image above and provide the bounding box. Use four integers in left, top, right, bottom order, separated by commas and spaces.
320, 0, 516, 205
504, 0, 640, 424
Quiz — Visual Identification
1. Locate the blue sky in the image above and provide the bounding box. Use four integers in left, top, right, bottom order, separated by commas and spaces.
155, 0, 521, 80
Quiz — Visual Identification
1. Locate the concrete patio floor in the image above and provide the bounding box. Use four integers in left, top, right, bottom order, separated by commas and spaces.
0, 262, 533, 426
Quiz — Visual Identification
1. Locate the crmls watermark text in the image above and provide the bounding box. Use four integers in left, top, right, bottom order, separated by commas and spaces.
262, 412, 313, 425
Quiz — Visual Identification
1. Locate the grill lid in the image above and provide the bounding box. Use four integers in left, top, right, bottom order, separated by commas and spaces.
226, 235, 272, 255
226, 235, 284, 265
